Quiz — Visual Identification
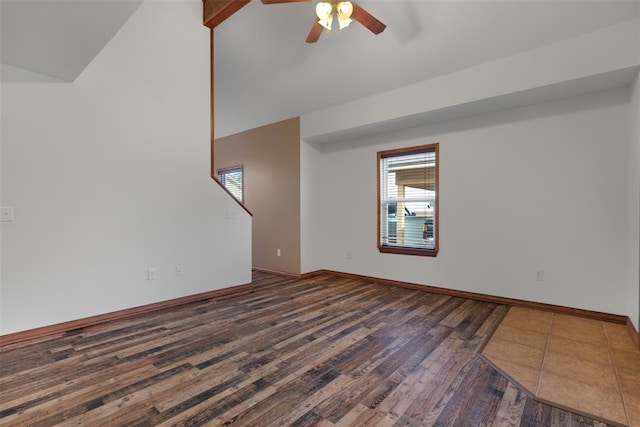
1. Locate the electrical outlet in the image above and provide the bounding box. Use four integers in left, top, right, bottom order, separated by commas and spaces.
226, 209, 237, 220
276, 249, 281, 257
148, 268, 157, 281
535, 270, 544, 281
0, 207, 14, 222
176, 265, 183, 276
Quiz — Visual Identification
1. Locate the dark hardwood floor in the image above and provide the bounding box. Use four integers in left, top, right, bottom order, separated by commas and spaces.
0, 271, 614, 426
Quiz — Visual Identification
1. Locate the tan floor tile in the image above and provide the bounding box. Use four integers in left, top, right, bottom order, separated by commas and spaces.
612, 349, 640, 381
619, 377, 640, 427
604, 323, 639, 352
501, 307, 552, 335
482, 336, 545, 371
507, 307, 554, 322
550, 315, 607, 345
491, 323, 548, 350
538, 371, 628, 425
542, 350, 619, 389
546, 334, 613, 366
485, 310, 639, 426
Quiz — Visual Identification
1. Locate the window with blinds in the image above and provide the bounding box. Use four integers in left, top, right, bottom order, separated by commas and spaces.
378, 143, 439, 256
218, 165, 244, 203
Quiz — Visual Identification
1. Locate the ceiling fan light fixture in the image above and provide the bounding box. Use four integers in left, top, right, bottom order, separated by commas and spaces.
336, 1, 353, 29
316, 2, 333, 30
262, 0, 385, 43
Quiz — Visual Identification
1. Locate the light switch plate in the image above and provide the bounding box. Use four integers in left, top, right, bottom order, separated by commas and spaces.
1, 207, 14, 222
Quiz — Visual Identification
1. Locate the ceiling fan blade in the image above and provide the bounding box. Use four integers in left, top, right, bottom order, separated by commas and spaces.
261, 0, 312, 4
351, 2, 386, 35
306, 21, 323, 43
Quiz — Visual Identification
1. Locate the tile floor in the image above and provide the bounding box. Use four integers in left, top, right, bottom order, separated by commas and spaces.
481, 307, 640, 427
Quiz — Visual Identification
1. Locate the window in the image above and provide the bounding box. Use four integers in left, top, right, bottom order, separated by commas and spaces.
378, 143, 439, 256
218, 165, 244, 203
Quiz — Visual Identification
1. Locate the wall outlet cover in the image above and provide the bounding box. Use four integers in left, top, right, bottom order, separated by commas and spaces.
1, 207, 14, 221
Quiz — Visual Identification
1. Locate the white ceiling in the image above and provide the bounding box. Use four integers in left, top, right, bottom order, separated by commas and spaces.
0, 0, 142, 82
1, 0, 639, 137
214, 0, 640, 137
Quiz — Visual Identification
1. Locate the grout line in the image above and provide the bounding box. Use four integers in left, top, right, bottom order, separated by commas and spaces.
604, 322, 632, 426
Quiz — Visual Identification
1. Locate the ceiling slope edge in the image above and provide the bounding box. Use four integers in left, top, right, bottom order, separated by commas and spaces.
301, 18, 640, 144
0, 1, 142, 83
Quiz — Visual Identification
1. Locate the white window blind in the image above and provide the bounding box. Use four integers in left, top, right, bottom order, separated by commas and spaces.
218, 166, 244, 203
379, 144, 438, 254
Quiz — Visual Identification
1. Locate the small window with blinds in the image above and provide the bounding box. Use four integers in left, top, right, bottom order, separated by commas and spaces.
378, 143, 439, 256
218, 165, 244, 203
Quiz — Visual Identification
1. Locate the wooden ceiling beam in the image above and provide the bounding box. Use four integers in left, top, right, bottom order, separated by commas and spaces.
203, 0, 250, 29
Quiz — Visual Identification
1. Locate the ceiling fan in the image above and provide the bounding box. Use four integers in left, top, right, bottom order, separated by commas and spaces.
261, 0, 386, 43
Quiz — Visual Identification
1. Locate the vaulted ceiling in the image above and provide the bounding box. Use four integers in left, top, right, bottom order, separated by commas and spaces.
213, 0, 640, 137
2, 0, 639, 138
0, 0, 142, 82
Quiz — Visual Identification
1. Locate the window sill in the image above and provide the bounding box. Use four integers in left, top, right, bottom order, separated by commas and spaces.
378, 245, 438, 257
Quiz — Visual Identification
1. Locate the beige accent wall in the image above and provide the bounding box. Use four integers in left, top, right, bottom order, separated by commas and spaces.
215, 117, 301, 275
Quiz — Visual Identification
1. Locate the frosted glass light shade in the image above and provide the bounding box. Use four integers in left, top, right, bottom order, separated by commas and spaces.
316, 2, 334, 31
337, 1, 353, 29
316, 2, 332, 19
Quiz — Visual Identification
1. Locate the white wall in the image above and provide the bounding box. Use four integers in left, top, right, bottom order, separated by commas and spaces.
300, 140, 324, 273
630, 71, 640, 330
0, 1, 251, 335
306, 88, 631, 316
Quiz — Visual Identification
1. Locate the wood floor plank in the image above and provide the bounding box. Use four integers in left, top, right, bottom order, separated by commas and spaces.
0, 271, 616, 427
492, 381, 528, 427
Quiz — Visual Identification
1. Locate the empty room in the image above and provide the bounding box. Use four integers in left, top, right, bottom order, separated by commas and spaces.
1, 0, 639, 425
